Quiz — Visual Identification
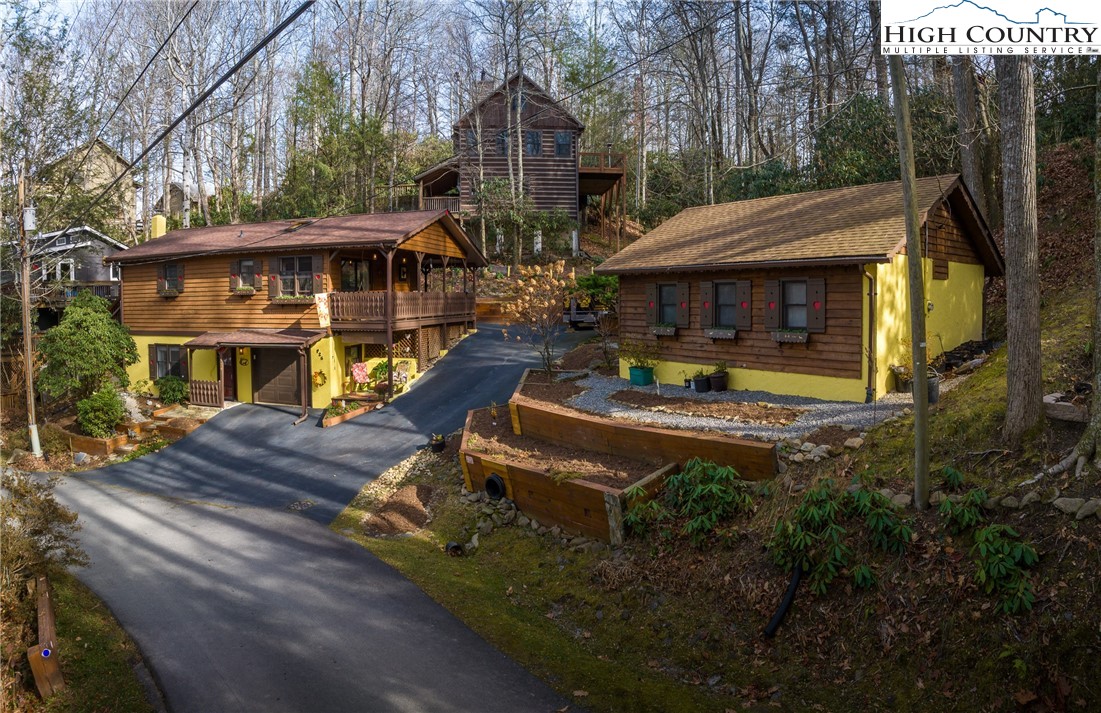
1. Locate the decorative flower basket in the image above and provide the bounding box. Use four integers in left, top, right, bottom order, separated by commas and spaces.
650, 325, 676, 337
232, 287, 256, 296
273, 295, 314, 304
704, 328, 737, 340
158, 289, 180, 298
771, 330, 809, 344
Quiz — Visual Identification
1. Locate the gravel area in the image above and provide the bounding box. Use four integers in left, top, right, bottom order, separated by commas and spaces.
562, 373, 962, 442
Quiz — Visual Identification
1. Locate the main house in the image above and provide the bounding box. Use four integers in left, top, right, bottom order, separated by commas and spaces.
412, 73, 626, 241
596, 175, 1004, 402
107, 210, 486, 416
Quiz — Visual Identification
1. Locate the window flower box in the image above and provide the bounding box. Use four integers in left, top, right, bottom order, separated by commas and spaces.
158, 289, 180, 298
771, 330, 808, 344
272, 295, 314, 304
232, 286, 256, 296
704, 328, 737, 340
650, 324, 677, 337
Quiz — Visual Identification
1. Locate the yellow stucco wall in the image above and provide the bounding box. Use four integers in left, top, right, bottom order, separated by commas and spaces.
619, 358, 869, 402
874, 256, 985, 395
128, 335, 217, 396
235, 347, 253, 402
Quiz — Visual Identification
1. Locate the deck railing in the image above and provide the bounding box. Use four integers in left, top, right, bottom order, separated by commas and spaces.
329, 290, 475, 325
29, 282, 120, 302
579, 152, 626, 171
420, 196, 460, 212
189, 380, 222, 408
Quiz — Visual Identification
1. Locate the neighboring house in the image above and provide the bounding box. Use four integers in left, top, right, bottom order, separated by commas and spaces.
596, 175, 1004, 402
40, 138, 138, 241
28, 226, 127, 327
106, 210, 487, 415
152, 181, 200, 219
413, 73, 625, 231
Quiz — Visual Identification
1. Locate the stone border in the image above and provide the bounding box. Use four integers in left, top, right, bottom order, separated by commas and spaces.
875, 486, 1101, 520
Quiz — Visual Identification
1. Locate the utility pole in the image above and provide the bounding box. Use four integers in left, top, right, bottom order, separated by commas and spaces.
17, 165, 43, 458
888, 55, 929, 510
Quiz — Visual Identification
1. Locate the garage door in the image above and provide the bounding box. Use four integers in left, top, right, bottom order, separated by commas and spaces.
253, 349, 300, 405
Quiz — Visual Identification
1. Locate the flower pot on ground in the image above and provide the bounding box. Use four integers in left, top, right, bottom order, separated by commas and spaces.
629, 366, 655, 386
619, 339, 660, 387
430, 434, 446, 452
709, 361, 729, 392
692, 370, 712, 393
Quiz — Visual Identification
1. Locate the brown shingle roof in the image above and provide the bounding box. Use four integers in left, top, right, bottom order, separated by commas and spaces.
184, 328, 326, 349
597, 175, 999, 274
108, 211, 486, 266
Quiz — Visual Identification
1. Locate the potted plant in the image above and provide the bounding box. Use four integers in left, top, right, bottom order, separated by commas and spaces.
709, 361, 729, 392
232, 286, 256, 296
692, 368, 712, 393
650, 322, 677, 337
619, 339, 660, 386
681, 370, 691, 389
490, 401, 499, 426
890, 364, 913, 393
430, 433, 446, 453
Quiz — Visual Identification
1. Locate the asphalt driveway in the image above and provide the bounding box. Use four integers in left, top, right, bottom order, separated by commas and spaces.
56, 326, 588, 712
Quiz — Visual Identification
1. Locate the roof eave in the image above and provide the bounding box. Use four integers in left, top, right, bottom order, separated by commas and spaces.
596, 255, 891, 275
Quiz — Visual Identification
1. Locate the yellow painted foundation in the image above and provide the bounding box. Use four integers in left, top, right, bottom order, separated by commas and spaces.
619, 359, 868, 402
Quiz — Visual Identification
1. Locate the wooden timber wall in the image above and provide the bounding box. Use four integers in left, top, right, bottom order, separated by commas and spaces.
509, 393, 777, 481
455, 89, 580, 220
460, 409, 674, 543
618, 265, 864, 380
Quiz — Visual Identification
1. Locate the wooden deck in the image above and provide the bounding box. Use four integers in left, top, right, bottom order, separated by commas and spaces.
329, 290, 475, 330
578, 152, 625, 195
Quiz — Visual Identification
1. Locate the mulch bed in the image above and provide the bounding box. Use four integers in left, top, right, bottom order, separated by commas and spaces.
362, 484, 435, 535
466, 408, 655, 488
518, 370, 586, 405
608, 390, 804, 426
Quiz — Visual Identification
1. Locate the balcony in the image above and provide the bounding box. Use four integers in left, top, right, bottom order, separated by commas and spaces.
329, 290, 475, 330
578, 152, 626, 196
30, 282, 120, 304
420, 196, 461, 212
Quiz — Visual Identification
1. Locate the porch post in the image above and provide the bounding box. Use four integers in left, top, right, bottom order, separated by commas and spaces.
471, 264, 478, 331
293, 346, 309, 425
414, 251, 425, 292
217, 347, 225, 408
619, 173, 626, 252
386, 248, 395, 401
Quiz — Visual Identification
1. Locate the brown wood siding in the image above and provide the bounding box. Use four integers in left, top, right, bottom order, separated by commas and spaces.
619, 266, 864, 379
925, 201, 981, 265
403, 223, 465, 258
121, 252, 330, 332
456, 90, 579, 221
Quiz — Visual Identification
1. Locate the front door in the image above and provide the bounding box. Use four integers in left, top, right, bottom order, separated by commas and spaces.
221, 349, 237, 401
253, 349, 300, 405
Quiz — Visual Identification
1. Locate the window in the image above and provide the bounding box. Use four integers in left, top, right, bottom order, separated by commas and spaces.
164, 264, 182, 291
510, 93, 528, 113
151, 344, 187, 380
280, 256, 314, 296
715, 282, 738, 328
496, 130, 510, 155
109, 263, 121, 281
524, 130, 542, 156
555, 131, 571, 158
340, 259, 369, 292
230, 258, 260, 291
465, 129, 477, 155
782, 280, 807, 330
658, 284, 678, 325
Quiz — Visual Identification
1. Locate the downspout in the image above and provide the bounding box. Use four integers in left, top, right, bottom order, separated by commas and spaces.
863, 267, 877, 403
293, 346, 309, 425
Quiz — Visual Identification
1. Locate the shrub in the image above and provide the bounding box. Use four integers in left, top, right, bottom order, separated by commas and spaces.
618, 339, 660, 369
36, 291, 138, 400
156, 375, 189, 405
942, 466, 965, 491
939, 487, 987, 534
972, 524, 1039, 614
76, 388, 126, 438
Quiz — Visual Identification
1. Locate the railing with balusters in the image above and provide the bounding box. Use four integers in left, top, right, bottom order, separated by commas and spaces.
29, 283, 120, 302
328, 291, 475, 324
189, 380, 222, 408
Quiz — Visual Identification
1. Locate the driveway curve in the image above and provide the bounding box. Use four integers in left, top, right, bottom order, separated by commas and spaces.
56, 327, 587, 713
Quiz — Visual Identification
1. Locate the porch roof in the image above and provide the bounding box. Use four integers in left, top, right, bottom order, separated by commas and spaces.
184, 328, 327, 349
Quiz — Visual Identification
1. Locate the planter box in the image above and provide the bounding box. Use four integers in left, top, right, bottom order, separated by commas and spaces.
650, 325, 676, 337
272, 296, 315, 305
66, 430, 129, 456
321, 403, 374, 427
704, 328, 738, 340
628, 366, 655, 386
507, 377, 778, 481
460, 409, 675, 544
771, 330, 809, 344
231, 289, 256, 297
116, 420, 157, 438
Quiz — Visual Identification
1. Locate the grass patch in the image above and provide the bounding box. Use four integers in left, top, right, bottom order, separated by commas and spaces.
41, 569, 154, 713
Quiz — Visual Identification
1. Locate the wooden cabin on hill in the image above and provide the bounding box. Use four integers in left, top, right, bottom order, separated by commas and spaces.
596, 175, 1003, 402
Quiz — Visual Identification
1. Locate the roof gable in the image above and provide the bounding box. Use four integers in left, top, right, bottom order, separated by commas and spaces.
455, 72, 583, 132
597, 175, 1003, 276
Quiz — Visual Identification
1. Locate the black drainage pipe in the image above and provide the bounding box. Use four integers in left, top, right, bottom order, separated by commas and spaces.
484, 474, 506, 501
763, 563, 803, 638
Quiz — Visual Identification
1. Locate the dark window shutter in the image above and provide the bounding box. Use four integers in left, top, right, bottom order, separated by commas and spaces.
644, 283, 657, 325
807, 277, 826, 333
675, 282, 690, 328
148, 344, 158, 380
699, 281, 714, 328
252, 258, 264, 289
229, 260, 240, 291
269, 258, 281, 298
179, 348, 189, 380
735, 280, 753, 330
312, 254, 324, 294
177, 264, 185, 293
764, 280, 780, 330
156, 264, 166, 293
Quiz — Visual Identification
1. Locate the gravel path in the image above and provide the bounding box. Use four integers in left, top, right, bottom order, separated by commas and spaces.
564, 373, 953, 441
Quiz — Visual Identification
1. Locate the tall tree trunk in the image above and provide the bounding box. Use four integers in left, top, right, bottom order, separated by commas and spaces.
995, 56, 1042, 446
952, 56, 989, 221
869, 0, 889, 102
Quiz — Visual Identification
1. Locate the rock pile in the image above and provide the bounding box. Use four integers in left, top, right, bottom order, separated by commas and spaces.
459, 488, 608, 554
